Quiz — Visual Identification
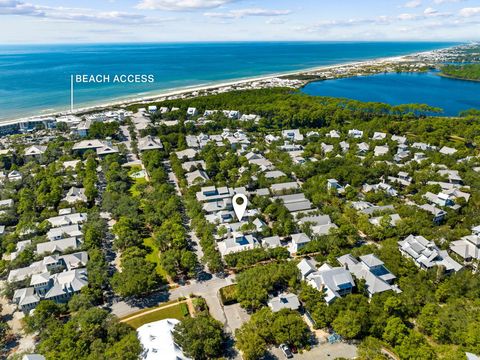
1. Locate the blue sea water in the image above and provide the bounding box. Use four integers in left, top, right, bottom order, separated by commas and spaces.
0, 41, 458, 120
301, 71, 480, 116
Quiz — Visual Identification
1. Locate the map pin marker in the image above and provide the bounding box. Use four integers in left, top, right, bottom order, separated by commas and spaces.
232, 194, 248, 221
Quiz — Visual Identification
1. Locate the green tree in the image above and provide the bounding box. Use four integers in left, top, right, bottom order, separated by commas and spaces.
173, 315, 226, 360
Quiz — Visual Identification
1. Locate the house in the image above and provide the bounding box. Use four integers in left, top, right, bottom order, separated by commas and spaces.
7, 170, 22, 182
339, 141, 350, 153
0, 199, 14, 209
374, 145, 389, 157
187, 107, 198, 117
268, 293, 300, 312
181, 160, 206, 172
439, 146, 457, 155
273, 193, 312, 213
13, 268, 88, 312
388, 172, 412, 186
196, 186, 235, 203
47, 224, 83, 241
138, 136, 163, 152
262, 235, 281, 249
297, 258, 317, 278
437, 169, 463, 185
337, 254, 400, 297
264, 170, 286, 179
185, 170, 209, 186
369, 214, 401, 227
304, 263, 355, 304
22, 355, 46, 360
24, 145, 47, 160
412, 142, 435, 151
327, 130, 341, 138
72, 140, 118, 157
450, 234, 480, 262
147, 105, 157, 113
75, 120, 91, 137
176, 148, 198, 160
398, 235, 462, 273
288, 233, 311, 254
414, 153, 427, 162
245, 152, 273, 170
137, 319, 190, 360
63, 187, 87, 204
372, 132, 387, 140
8, 251, 88, 283
298, 215, 338, 236
391, 135, 407, 144
348, 129, 363, 139
36, 237, 80, 255
282, 129, 304, 142
10, 240, 31, 260
321, 143, 334, 154
417, 203, 447, 224
327, 179, 345, 193
363, 182, 397, 197
47, 212, 87, 228
218, 233, 259, 257
270, 182, 299, 194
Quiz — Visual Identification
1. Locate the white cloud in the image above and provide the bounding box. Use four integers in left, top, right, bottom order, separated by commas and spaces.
424, 7, 439, 15
136, 0, 238, 11
459, 7, 480, 17
0, 0, 164, 24
397, 13, 420, 20
403, 0, 422, 8
204, 8, 291, 19
433, 0, 464, 4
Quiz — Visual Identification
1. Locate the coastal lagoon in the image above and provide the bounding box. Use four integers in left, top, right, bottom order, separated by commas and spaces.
0, 42, 456, 121
301, 71, 480, 116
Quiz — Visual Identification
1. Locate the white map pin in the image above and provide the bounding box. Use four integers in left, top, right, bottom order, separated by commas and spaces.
232, 194, 248, 221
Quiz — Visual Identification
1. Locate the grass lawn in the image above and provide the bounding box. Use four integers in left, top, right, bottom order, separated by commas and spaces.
122, 302, 189, 329
143, 237, 168, 278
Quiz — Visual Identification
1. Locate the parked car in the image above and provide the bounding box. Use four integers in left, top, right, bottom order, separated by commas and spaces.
280, 344, 293, 359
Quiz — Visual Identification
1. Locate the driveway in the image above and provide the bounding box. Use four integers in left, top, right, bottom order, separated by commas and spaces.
269, 342, 358, 360
223, 303, 250, 332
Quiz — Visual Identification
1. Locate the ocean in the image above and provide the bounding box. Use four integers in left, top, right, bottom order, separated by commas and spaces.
0, 41, 458, 121
301, 71, 480, 116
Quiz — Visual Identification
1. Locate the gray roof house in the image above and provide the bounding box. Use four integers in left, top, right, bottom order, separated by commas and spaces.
288, 233, 311, 254
398, 235, 462, 273
138, 136, 163, 152
337, 254, 401, 297
63, 187, 87, 204
450, 234, 480, 261
217, 233, 259, 257
13, 268, 88, 312
268, 293, 301, 312
305, 263, 355, 304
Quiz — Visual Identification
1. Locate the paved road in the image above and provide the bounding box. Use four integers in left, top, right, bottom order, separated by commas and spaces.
111, 275, 235, 327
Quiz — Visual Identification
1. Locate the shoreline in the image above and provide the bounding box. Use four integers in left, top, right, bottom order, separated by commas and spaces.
0, 47, 458, 123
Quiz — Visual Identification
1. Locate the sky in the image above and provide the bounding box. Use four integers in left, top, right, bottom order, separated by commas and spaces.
0, 0, 479, 43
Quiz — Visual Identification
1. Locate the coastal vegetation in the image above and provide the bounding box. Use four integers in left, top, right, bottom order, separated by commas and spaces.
441, 63, 480, 81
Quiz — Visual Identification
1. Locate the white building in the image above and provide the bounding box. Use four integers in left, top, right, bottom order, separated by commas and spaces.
137, 319, 190, 360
